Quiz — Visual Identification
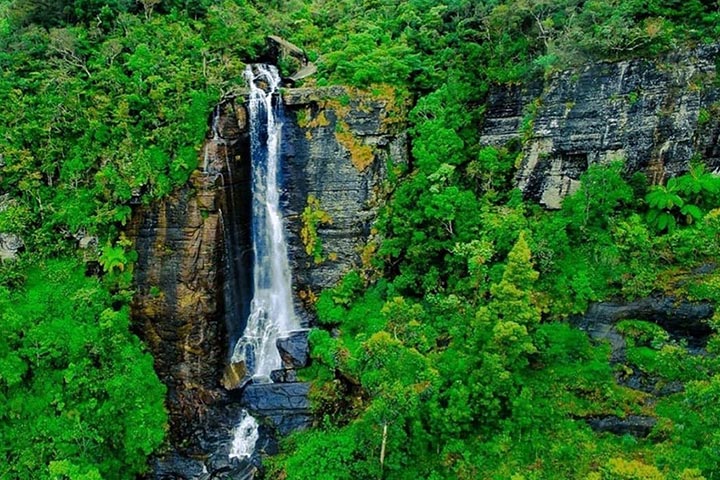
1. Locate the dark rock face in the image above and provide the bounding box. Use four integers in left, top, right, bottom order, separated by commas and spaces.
479, 44, 720, 208
240, 383, 312, 435
282, 87, 408, 316
151, 403, 275, 480
276, 330, 310, 368
128, 99, 251, 445
270, 368, 298, 383
585, 415, 657, 438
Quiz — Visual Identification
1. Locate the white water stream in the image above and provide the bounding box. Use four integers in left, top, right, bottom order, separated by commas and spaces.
229, 409, 259, 460
230, 64, 299, 380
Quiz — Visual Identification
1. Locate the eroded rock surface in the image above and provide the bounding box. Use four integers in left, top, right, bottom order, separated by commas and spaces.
128, 99, 251, 448
282, 87, 408, 309
479, 44, 720, 208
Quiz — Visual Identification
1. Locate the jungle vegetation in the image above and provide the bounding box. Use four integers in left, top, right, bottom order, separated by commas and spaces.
1, 0, 719, 478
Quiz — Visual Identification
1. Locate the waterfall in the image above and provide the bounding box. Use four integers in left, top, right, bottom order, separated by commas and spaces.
231, 64, 299, 381
229, 409, 259, 460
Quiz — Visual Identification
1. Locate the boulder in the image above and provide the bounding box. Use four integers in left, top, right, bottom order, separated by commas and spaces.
241, 383, 312, 435
222, 361, 251, 391
276, 330, 309, 368
241, 383, 310, 411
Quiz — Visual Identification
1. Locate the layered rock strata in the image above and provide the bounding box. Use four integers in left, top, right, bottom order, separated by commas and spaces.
479, 44, 720, 208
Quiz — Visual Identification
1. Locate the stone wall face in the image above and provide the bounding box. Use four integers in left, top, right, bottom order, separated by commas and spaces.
479, 44, 720, 208
127, 99, 250, 443
281, 87, 408, 322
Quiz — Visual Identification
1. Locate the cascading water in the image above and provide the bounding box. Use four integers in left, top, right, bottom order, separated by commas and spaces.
229, 409, 259, 460
231, 64, 300, 381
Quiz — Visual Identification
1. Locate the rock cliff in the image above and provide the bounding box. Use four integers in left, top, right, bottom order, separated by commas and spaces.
127, 99, 251, 445
479, 44, 720, 208
282, 86, 408, 320
127, 86, 407, 477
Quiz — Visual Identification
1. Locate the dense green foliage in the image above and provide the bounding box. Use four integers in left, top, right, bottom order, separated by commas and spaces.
0, 0, 269, 255
2, 0, 720, 478
270, 160, 720, 478
0, 260, 166, 479
262, 1, 720, 479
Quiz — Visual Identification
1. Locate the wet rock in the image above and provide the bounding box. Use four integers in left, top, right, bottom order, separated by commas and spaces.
265, 411, 313, 436
621, 370, 684, 396
151, 452, 207, 479
241, 383, 312, 435
222, 361, 251, 391
585, 415, 657, 438
276, 330, 309, 368
206, 453, 258, 479
242, 383, 310, 411
151, 403, 274, 480
478, 44, 720, 208
270, 368, 298, 383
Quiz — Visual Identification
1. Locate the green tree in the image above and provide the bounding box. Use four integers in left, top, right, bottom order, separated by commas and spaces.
0, 260, 167, 479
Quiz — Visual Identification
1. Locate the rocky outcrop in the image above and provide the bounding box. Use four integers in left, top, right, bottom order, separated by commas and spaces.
479, 44, 720, 208
282, 86, 408, 319
574, 296, 714, 352
0, 232, 23, 261
573, 295, 713, 399
585, 415, 657, 438
571, 295, 713, 437
0, 195, 24, 261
